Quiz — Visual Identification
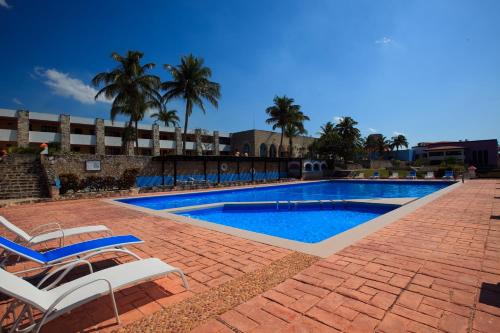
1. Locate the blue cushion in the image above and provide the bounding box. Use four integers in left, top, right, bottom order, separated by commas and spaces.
0, 235, 142, 264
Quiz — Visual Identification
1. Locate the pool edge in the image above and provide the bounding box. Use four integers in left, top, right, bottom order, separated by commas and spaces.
104, 181, 461, 258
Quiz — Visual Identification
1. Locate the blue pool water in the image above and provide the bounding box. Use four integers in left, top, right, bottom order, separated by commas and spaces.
179, 203, 396, 243
118, 180, 451, 210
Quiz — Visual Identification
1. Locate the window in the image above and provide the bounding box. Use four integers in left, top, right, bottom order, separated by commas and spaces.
219, 136, 231, 145
445, 151, 462, 156
428, 152, 444, 157
243, 143, 251, 155
472, 151, 477, 163
41, 125, 58, 133
484, 150, 488, 165
478, 150, 483, 165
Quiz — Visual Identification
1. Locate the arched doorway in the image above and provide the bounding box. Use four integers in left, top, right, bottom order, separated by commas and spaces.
259, 143, 268, 157
269, 144, 277, 158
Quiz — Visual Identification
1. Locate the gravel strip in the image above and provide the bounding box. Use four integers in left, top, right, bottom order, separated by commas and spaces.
114, 252, 319, 333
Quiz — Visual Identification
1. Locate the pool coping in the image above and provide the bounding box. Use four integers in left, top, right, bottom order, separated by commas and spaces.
105, 180, 461, 257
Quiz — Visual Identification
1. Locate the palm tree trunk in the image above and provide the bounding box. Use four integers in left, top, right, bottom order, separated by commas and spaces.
279, 129, 284, 157
182, 101, 191, 155
135, 120, 139, 155
289, 136, 293, 157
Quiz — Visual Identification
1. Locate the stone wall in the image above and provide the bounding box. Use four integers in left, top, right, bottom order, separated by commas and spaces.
16, 110, 29, 148
40, 154, 299, 198
41, 154, 161, 183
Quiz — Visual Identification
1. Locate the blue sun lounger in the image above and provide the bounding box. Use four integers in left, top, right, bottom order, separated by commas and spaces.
0, 235, 143, 274
443, 170, 454, 179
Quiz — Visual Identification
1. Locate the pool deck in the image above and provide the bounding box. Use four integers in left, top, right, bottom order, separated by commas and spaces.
0, 179, 499, 332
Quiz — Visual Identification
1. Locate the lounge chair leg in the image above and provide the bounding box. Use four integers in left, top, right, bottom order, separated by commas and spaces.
109, 291, 121, 325
175, 269, 190, 289
8, 304, 29, 333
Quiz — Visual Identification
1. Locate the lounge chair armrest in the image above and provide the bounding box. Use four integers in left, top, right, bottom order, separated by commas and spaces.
28, 223, 64, 238
38, 259, 94, 290
40, 278, 116, 328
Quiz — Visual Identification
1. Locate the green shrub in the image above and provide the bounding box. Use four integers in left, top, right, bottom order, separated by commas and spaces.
120, 168, 139, 189
59, 173, 80, 194
8, 147, 37, 154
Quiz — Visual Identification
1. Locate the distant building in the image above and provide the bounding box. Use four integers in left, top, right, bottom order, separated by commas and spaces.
412, 139, 499, 168
0, 108, 314, 157
231, 129, 315, 158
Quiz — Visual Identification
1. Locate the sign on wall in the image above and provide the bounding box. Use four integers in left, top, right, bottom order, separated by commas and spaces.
85, 160, 101, 171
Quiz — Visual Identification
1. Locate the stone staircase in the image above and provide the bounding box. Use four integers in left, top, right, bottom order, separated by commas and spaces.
0, 154, 49, 200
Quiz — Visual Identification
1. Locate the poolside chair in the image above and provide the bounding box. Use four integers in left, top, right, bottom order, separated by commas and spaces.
424, 171, 435, 179
0, 235, 142, 274
0, 258, 189, 333
389, 172, 399, 179
370, 170, 380, 179
406, 170, 417, 179
0, 216, 111, 247
443, 170, 454, 179
354, 172, 364, 179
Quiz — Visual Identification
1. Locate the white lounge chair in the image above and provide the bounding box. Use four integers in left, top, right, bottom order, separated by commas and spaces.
406, 170, 417, 179
0, 258, 189, 333
424, 171, 435, 179
389, 172, 399, 179
0, 216, 111, 247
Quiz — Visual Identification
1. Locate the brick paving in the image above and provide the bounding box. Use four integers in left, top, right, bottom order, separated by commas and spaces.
1, 180, 499, 332
190, 180, 500, 332
0, 198, 290, 332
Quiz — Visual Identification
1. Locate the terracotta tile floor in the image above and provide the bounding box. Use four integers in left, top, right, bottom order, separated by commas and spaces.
1, 179, 499, 332
191, 180, 500, 333
0, 196, 290, 332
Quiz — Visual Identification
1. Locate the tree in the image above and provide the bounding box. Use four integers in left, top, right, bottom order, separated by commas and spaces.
161, 54, 221, 154
111, 96, 162, 153
310, 121, 342, 161
391, 134, 409, 151
151, 108, 179, 127
265, 95, 301, 156
334, 117, 362, 161
92, 50, 161, 154
284, 109, 309, 157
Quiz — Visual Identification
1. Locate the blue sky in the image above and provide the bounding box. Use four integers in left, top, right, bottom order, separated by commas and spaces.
1, 0, 499, 146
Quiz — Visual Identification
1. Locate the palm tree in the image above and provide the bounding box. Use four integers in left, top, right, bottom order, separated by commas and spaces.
265, 95, 301, 156
92, 50, 161, 154
112, 95, 163, 154
334, 117, 362, 161
391, 134, 409, 151
319, 122, 336, 137
161, 54, 221, 154
284, 109, 309, 157
151, 108, 180, 127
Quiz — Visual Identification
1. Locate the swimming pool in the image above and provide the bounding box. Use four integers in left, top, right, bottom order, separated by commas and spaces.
117, 180, 452, 210
178, 202, 397, 243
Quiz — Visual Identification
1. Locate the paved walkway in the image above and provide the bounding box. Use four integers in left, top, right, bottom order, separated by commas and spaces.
191, 180, 500, 333
0, 198, 290, 332
0, 180, 498, 332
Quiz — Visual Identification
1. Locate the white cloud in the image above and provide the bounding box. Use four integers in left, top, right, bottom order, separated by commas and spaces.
375, 37, 393, 45
0, 0, 10, 8
393, 131, 404, 136
368, 128, 377, 133
12, 97, 23, 105
33, 67, 111, 105
333, 116, 343, 124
